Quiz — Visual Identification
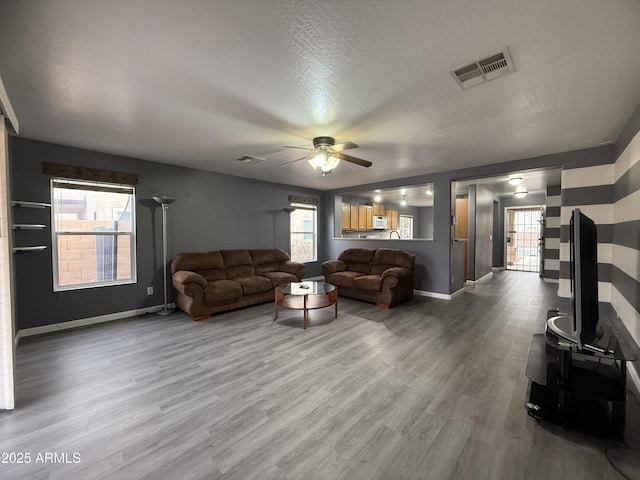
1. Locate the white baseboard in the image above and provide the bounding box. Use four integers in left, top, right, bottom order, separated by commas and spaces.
413, 289, 461, 301
543, 278, 560, 284
465, 271, 493, 284
16, 304, 174, 342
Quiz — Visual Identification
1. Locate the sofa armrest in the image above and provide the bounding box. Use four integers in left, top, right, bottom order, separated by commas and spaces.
279, 260, 305, 279
172, 270, 207, 289
321, 260, 347, 277
381, 267, 413, 281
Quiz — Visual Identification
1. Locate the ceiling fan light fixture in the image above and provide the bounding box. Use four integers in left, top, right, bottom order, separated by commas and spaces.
308, 151, 328, 169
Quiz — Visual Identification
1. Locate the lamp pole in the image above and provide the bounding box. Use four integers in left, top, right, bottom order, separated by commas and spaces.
153, 196, 176, 315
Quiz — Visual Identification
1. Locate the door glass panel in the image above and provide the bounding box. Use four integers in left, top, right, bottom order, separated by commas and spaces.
506, 207, 542, 272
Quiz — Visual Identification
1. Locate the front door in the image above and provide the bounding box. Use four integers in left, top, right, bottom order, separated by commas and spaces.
505, 207, 543, 273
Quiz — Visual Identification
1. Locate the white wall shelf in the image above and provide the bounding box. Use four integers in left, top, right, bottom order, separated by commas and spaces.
12, 224, 46, 230
11, 200, 50, 252
12, 246, 47, 253
11, 201, 51, 208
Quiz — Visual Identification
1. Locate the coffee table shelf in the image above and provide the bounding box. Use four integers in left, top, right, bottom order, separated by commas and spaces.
275, 281, 337, 329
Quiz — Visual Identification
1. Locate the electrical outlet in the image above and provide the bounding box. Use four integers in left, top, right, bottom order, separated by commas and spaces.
147, 286, 153, 295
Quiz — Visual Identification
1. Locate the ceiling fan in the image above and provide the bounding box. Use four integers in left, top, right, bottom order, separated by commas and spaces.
279, 136, 372, 175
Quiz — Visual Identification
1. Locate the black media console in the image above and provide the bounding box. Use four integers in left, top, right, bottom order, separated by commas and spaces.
525, 312, 637, 439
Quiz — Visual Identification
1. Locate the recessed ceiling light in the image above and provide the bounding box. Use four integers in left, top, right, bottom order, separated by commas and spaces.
508, 176, 523, 185
514, 184, 528, 198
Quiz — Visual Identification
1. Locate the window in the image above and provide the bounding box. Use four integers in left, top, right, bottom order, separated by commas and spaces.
51, 179, 136, 290
399, 215, 414, 239
290, 203, 317, 263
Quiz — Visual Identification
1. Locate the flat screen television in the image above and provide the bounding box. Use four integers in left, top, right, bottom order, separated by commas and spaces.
569, 208, 601, 348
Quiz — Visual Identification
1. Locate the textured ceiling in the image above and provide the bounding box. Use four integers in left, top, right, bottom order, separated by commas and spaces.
1, 0, 639, 191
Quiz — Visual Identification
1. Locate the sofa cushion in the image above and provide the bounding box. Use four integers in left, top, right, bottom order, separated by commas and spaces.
198, 268, 226, 282
371, 248, 414, 274
204, 279, 243, 305
327, 271, 364, 288
171, 251, 224, 275
235, 275, 273, 295
353, 274, 383, 291
338, 248, 375, 274
251, 248, 290, 268
221, 250, 255, 279
260, 271, 299, 287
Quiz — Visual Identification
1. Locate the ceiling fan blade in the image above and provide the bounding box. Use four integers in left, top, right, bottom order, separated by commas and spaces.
282, 144, 312, 150
335, 152, 372, 168
278, 154, 310, 167
332, 141, 360, 152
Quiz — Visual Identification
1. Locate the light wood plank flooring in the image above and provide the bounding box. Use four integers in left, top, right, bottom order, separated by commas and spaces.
1, 271, 638, 479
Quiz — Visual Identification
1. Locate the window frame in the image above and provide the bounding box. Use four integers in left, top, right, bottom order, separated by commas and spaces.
289, 202, 317, 263
51, 178, 137, 291
399, 214, 414, 239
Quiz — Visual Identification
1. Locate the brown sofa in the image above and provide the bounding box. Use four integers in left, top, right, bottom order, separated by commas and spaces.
322, 248, 415, 308
171, 248, 305, 320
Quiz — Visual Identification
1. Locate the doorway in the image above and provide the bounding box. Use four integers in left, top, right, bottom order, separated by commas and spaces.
505, 207, 543, 273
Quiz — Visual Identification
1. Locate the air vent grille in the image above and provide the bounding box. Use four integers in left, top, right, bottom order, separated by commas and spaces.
450, 48, 514, 90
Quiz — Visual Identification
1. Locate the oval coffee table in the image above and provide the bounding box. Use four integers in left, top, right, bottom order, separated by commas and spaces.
274, 281, 337, 329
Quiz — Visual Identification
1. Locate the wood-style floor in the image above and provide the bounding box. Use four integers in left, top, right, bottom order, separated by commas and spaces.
1, 271, 638, 480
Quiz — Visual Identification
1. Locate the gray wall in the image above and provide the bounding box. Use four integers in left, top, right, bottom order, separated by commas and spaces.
9, 137, 322, 329
418, 206, 434, 239
611, 102, 640, 365
325, 146, 613, 295
473, 185, 494, 280
543, 185, 561, 280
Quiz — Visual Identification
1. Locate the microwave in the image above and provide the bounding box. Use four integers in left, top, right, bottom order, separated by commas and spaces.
373, 216, 387, 230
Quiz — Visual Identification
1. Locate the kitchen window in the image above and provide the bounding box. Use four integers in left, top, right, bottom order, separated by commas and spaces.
399, 215, 414, 239
51, 178, 136, 290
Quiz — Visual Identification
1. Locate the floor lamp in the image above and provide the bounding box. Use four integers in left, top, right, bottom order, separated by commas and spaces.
153, 196, 176, 315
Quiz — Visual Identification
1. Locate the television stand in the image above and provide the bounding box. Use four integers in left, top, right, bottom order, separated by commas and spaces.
525, 313, 637, 440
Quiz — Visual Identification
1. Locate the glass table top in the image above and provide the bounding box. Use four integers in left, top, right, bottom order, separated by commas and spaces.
277, 281, 335, 296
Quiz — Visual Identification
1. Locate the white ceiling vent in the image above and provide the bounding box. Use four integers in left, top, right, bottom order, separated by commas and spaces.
236, 155, 265, 165
450, 47, 515, 90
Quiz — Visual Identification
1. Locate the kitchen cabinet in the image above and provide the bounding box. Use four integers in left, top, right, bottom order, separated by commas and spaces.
350, 204, 359, 230
386, 209, 398, 230
373, 203, 386, 216
342, 203, 351, 230
358, 205, 367, 230
365, 205, 373, 230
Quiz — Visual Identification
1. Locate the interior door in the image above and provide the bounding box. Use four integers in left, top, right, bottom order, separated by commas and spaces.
505, 207, 542, 272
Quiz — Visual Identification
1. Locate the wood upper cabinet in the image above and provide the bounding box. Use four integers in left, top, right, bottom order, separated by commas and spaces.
349, 204, 359, 230
358, 205, 367, 230
365, 205, 373, 230
341, 203, 350, 230
386, 209, 398, 230
373, 203, 386, 216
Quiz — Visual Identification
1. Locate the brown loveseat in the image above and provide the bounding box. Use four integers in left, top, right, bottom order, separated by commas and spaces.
171, 248, 304, 320
322, 248, 415, 308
